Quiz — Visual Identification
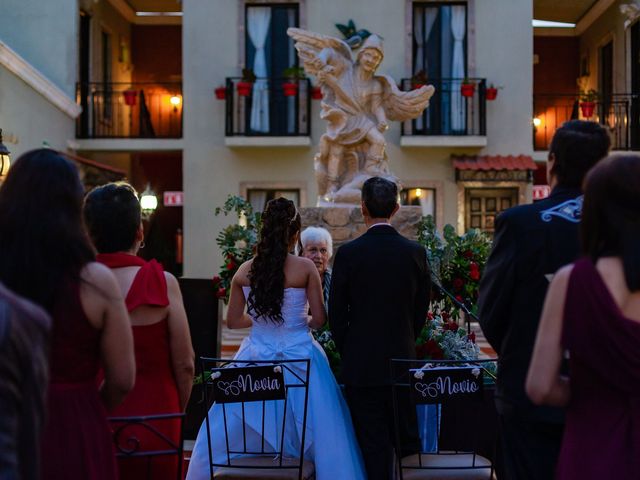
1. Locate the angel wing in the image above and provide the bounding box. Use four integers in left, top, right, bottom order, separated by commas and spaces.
287, 28, 352, 77
377, 75, 436, 122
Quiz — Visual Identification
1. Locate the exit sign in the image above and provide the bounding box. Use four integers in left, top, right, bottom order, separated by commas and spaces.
164, 191, 184, 206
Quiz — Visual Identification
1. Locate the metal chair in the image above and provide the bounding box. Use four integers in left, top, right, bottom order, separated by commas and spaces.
391, 358, 498, 480
109, 412, 185, 480
199, 357, 314, 480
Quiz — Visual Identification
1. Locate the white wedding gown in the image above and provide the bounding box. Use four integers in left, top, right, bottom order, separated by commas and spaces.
186, 287, 366, 480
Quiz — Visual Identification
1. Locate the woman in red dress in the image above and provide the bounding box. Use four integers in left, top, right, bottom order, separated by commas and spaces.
84, 182, 194, 480
0, 149, 136, 480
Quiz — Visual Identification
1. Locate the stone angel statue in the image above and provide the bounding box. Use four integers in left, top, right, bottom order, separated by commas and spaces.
287, 28, 435, 205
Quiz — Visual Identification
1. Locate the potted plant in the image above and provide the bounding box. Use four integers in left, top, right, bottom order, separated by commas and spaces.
461, 78, 475, 98
282, 66, 305, 97
411, 70, 428, 90
579, 89, 599, 118
122, 89, 138, 106
214, 85, 227, 100
485, 83, 501, 101
311, 85, 323, 100
236, 68, 256, 97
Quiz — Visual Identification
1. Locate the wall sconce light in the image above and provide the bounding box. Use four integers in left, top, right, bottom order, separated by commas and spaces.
0, 129, 11, 178
140, 184, 158, 217
170, 95, 181, 112
532, 117, 542, 128
415, 188, 423, 198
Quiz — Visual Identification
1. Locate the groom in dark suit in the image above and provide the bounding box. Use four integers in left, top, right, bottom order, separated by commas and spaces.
329, 177, 431, 480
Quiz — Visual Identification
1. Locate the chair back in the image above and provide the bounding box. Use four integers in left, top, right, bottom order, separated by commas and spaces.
109, 412, 185, 480
199, 357, 312, 480
391, 358, 498, 480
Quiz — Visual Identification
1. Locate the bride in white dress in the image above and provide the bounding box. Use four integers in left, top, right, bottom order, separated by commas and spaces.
187, 198, 366, 480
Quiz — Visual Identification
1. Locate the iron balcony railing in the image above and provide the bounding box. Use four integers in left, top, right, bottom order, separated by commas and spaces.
76, 82, 182, 139
400, 78, 487, 137
223, 77, 311, 137
533, 93, 640, 151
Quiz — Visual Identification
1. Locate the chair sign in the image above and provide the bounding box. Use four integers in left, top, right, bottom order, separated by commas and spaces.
410, 366, 483, 404
210, 365, 286, 404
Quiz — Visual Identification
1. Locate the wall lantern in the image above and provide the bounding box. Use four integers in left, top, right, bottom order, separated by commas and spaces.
0, 129, 11, 178
170, 95, 182, 112
140, 184, 158, 217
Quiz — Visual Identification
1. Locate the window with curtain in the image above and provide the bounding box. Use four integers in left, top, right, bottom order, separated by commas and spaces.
247, 188, 300, 214
400, 187, 436, 218
412, 2, 467, 134
245, 4, 299, 135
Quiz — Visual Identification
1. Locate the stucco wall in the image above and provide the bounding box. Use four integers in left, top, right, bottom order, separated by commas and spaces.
0, 64, 75, 158
182, 0, 533, 278
0, 0, 78, 97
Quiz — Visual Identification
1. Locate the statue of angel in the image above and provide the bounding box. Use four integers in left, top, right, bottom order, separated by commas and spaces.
287, 28, 435, 205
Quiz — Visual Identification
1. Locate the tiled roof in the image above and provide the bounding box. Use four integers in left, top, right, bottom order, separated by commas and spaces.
452, 155, 537, 171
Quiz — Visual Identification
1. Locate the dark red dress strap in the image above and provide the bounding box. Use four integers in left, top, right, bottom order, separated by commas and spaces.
96, 253, 169, 312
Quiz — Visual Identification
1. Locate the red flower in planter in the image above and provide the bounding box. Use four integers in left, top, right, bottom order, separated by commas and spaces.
452, 277, 464, 291
455, 295, 463, 302
212, 275, 221, 286
463, 250, 473, 259
216, 287, 227, 299
443, 321, 459, 332
467, 331, 476, 343
469, 262, 480, 280
425, 339, 444, 360
226, 260, 236, 271
427, 312, 434, 320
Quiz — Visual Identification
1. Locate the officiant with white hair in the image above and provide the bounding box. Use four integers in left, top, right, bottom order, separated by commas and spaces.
300, 226, 333, 309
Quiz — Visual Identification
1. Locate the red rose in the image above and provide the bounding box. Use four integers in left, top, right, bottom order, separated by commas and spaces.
441, 311, 450, 320
452, 277, 464, 291
467, 331, 476, 343
226, 260, 236, 271
443, 321, 459, 332
425, 339, 444, 360
455, 295, 463, 302
216, 287, 226, 299
469, 261, 479, 271
427, 312, 434, 320
212, 275, 221, 286
469, 269, 480, 281
463, 250, 473, 258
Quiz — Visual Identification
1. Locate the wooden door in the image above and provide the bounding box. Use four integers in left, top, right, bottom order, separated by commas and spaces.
465, 188, 518, 234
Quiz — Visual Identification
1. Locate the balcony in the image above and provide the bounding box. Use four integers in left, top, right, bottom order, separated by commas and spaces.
76, 82, 182, 140
533, 94, 640, 151
400, 78, 487, 148
223, 77, 311, 147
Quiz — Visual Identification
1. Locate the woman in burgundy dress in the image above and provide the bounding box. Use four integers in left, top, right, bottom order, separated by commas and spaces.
84, 182, 194, 480
527, 154, 640, 479
0, 149, 135, 480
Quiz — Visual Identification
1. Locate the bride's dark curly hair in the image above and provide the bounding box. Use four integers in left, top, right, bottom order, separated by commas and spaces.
248, 197, 301, 323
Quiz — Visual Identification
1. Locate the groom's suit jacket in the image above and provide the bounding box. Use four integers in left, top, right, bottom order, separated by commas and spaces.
329, 224, 431, 386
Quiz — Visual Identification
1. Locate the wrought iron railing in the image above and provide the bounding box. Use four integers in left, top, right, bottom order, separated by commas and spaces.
223, 77, 311, 136
533, 93, 640, 151
400, 78, 487, 137
76, 82, 182, 139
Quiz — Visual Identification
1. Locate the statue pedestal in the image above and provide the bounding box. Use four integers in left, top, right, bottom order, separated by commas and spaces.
299, 206, 423, 250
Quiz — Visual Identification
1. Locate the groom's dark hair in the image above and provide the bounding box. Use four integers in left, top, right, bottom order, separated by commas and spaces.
362, 177, 398, 218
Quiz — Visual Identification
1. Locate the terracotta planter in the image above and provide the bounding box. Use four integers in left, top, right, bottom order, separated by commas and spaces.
580, 101, 596, 118
311, 86, 323, 100
486, 87, 498, 100
282, 81, 299, 97
214, 86, 227, 100
461, 83, 475, 98
236, 81, 253, 97
122, 89, 138, 106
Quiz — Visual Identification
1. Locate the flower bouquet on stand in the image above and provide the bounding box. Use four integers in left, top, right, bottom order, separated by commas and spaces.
212, 195, 261, 304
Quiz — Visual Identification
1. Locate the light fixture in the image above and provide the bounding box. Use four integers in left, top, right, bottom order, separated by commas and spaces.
533, 117, 542, 127
532, 19, 576, 28
415, 188, 423, 198
170, 95, 182, 112
140, 184, 158, 217
0, 129, 11, 178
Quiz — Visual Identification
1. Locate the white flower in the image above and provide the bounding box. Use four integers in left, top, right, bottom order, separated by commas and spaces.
211, 371, 222, 380
414, 370, 425, 380
471, 368, 481, 378
273, 366, 282, 373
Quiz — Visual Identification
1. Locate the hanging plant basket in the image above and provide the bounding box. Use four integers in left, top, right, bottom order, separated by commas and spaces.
214, 86, 227, 100
236, 81, 253, 97
122, 89, 138, 106
311, 86, 323, 100
486, 87, 498, 101
282, 81, 299, 97
580, 101, 596, 118
461, 83, 475, 98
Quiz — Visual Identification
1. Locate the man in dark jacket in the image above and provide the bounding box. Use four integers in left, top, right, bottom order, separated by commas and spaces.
0, 281, 51, 480
478, 120, 610, 479
329, 176, 431, 480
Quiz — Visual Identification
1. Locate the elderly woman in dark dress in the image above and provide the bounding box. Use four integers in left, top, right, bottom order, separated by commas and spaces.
300, 227, 333, 308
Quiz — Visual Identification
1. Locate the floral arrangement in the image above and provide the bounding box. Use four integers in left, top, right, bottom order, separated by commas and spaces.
415, 301, 480, 361
211, 195, 261, 304
313, 327, 341, 377
417, 215, 492, 320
